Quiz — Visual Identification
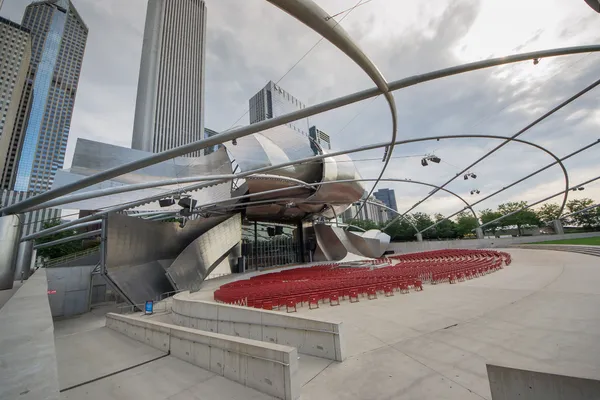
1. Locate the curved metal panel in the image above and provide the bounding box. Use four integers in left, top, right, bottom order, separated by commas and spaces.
314, 223, 347, 261
345, 230, 386, 259
362, 229, 391, 257
166, 214, 241, 292
226, 125, 322, 183
0, 215, 20, 290
50, 140, 233, 211
105, 213, 229, 304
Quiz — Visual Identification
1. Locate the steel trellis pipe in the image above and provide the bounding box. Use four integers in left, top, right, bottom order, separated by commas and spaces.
418, 139, 600, 234
476, 176, 600, 231
22, 134, 569, 214
20, 134, 573, 242
385, 77, 600, 230
266, 0, 399, 227
3, 45, 599, 216
559, 203, 600, 220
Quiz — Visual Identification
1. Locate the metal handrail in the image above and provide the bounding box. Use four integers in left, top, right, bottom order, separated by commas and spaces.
43, 246, 100, 268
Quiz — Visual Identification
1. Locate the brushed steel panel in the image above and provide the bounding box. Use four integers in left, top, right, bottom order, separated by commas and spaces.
346, 230, 388, 258
362, 229, 391, 256
105, 213, 229, 303
166, 214, 241, 291
0, 215, 20, 290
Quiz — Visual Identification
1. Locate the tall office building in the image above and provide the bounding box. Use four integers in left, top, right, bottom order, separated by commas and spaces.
308, 125, 331, 153
10, 0, 88, 192
0, 17, 31, 182
249, 81, 308, 136
374, 188, 398, 220
132, 0, 207, 157
204, 128, 222, 156
341, 196, 389, 225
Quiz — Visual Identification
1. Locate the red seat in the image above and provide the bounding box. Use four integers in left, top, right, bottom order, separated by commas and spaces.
329, 293, 340, 306
308, 295, 319, 310
286, 298, 297, 313
367, 287, 377, 300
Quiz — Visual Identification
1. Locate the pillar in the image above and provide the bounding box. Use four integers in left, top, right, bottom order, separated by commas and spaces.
552, 219, 564, 235
475, 227, 484, 239
14, 240, 33, 281
0, 215, 22, 290
416, 233, 423, 242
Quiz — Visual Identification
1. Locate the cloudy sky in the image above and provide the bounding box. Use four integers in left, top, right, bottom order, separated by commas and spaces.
1, 0, 599, 218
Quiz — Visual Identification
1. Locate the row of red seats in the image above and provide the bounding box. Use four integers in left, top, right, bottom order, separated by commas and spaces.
214, 249, 511, 309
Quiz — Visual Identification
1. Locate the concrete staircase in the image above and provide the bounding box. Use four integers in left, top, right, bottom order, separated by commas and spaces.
511, 244, 600, 257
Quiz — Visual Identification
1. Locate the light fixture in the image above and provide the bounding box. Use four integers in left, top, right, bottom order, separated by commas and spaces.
533, 58, 540, 65
421, 155, 441, 166
159, 198, 175, 207
429, 156, 441, 164
470, 189, 480, 195
464, 174, 468, 180
179, 218, 187, 228
578, 187, 585, 191
421, 158, 428, 167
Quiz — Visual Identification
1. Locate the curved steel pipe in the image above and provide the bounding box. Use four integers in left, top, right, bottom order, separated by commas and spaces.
4, 45, 599, 216
24, 134, 568, 214
266, 0, 398, 230
418, 139, 599, 234
385, 77, 600, 230
477, 176, 600, 231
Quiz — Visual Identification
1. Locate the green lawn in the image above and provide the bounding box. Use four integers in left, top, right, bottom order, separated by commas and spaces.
529, 236, 600, 246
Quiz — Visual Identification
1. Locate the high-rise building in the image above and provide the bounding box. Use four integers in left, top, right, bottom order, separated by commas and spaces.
0, 17, 31, 183
308, 125, 331, 153
1, 189, 60, 237
249, 81, 308, 136
132, 0, 207, 157
374, 188, 398, 220
341, 196, 389, 225
10, 0, 88, 192
204, 128, 222, 156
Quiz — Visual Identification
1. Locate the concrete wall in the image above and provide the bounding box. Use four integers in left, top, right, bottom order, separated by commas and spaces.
388, 231, 600, 254
487, 363, 600, 400
106, 313, 298, 400
0, 269, 60, 400
171, 294, 345, 361
46, 265, 95, 318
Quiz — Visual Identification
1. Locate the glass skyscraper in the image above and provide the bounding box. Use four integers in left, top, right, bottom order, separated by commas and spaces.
249, 81, 308, 136
374, 188, 398, 220
12, 0, 87, 192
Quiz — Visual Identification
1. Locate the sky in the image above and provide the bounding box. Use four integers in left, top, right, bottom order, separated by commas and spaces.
1, 0, 599, 219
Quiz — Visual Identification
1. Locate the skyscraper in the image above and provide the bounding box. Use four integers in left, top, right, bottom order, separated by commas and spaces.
11, 0, 88, 192
249, 81, 308, 136
0, 17, 31, 182
204, 128, 222, 156
308, 125, 331, 153
132, 0, 207, 157
374, 188, 398, 220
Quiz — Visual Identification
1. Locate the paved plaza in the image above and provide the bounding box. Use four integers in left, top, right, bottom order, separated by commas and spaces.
46, 248, 600, 399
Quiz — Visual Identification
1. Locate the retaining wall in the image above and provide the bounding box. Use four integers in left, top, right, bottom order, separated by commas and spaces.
106, 313, 299, 400
388, 232, 600, 254
0, 269, 60, 400
171, 293, 345, 361
487, 363, 600, 400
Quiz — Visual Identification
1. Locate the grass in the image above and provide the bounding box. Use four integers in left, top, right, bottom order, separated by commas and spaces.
529, 236, 600, 246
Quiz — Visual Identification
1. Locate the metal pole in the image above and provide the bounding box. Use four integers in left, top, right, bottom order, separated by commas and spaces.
419, 139, 599, 234
477, 176, 600, 230
385, 77, 600, 230
34, 230, 102, 250
2, 45, 599, 216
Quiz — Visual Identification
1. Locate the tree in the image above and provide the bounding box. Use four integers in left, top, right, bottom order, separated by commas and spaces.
480, 209, 503, 237
565, 198, 600, 229
497, 201, 540, 236
433, 213, 458, 239
455, 211, 479, 238
411, 212, 435, 239
36, 219, 96, 259
347, 219, 380, 232
383, 219, 416, 242
536, 203, 561, 224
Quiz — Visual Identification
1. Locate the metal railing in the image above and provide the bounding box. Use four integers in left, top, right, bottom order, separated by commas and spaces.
43, 246, 100, 268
